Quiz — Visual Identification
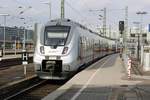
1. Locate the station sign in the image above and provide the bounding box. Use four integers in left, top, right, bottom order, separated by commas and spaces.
22, 51, 29, 65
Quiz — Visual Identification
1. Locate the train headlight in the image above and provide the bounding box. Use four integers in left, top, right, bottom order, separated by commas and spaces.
62, 47, 68, 54
40, 46, 45, 54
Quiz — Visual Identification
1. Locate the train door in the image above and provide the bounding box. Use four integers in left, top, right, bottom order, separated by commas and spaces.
78, 37, 83, 64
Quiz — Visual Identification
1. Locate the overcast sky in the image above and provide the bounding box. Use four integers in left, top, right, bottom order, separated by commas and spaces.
0, 0, 150, 33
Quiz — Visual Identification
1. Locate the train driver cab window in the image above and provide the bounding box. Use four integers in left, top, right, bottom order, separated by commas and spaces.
44, 26, 70, 46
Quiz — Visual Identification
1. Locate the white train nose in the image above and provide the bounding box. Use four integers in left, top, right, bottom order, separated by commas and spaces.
43, 46, 64, 56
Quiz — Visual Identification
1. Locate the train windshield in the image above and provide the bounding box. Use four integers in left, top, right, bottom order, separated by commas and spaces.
44, 26, 70, 46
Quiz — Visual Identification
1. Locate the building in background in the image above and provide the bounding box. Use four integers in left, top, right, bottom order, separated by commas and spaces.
126, 27, 148, 58
0, 26, 34, 50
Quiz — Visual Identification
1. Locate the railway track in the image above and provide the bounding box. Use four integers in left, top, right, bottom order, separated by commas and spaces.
0, 76, 64, 100
1, 56, 109, 100
0, 76, 40, 100
130, 58, 143, 76
0, 53, 116, 100
7, 80, 64, 100
114, 86, 143, 100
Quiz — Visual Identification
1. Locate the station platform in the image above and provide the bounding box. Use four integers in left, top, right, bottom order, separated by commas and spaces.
1, 53, 33, 60
1, 54, 22, 60
0, 63, 35, 88
43, 54, 150, 100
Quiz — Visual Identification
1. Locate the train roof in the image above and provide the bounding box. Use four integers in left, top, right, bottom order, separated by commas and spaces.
45, 18, 117, 41
45, 18, 92, 31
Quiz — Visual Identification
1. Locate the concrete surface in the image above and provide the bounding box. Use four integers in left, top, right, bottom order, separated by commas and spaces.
43, 54, 145, 100
0, 63, 35, 87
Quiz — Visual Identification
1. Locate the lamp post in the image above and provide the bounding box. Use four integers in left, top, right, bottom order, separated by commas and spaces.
98, 8, 106, 36
17, 27, 21, 50
61, 0, 65, 19
23, 27, 26, 51
19, 18, 26, 51
17, 6, 32, 51
133, 22, 140, 60
102, 8, 106, 36
0, 14, 9, 56
136, 11, 147, 45
89, 8, 107, 36
99, 14, 104, 35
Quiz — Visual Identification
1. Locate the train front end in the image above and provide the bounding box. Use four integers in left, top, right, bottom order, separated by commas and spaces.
34, 21, 74, 80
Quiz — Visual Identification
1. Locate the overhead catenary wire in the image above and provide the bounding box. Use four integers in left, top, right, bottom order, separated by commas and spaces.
65, 1, 87, 20
82, 0, 100, 23
81, 0, 108, 32
11, 0, 99, 30
65, 0, 95, 29
8, 0, 39, 27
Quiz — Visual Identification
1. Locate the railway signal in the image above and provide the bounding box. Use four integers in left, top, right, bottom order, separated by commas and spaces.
119, 21, 125, 57
119, 21, 124, 33
22, 50, 29, 76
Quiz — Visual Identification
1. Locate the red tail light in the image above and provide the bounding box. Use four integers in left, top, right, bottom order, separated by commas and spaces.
62, 47, 68, 54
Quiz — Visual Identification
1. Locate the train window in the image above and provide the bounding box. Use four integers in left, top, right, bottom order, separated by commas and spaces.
44, 26, 70, 46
